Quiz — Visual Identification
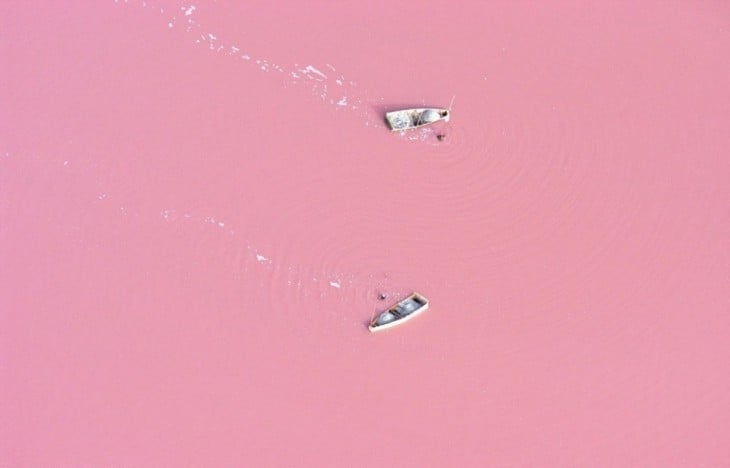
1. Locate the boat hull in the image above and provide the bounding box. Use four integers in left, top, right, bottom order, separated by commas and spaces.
385, 108, 450, 131
369, 292, 430, 332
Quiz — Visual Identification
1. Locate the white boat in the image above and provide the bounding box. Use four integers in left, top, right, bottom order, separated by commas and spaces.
385, 108, 450, 131
369, 292, 430, 332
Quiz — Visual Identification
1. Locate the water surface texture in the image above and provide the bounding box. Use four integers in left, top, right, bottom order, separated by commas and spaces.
2, 1, 729, 466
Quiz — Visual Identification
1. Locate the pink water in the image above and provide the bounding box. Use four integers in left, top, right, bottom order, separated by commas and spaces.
2, 1, 729, 466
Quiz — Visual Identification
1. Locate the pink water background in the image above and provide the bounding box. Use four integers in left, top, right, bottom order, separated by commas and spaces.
2, 1, 729, 466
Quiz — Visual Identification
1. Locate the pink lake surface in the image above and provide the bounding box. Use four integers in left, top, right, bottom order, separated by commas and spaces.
2, 1, 729, 466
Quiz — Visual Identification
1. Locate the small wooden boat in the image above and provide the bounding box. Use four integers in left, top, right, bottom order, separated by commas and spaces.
369, 292, 430, 332
385, 108, 450, 131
